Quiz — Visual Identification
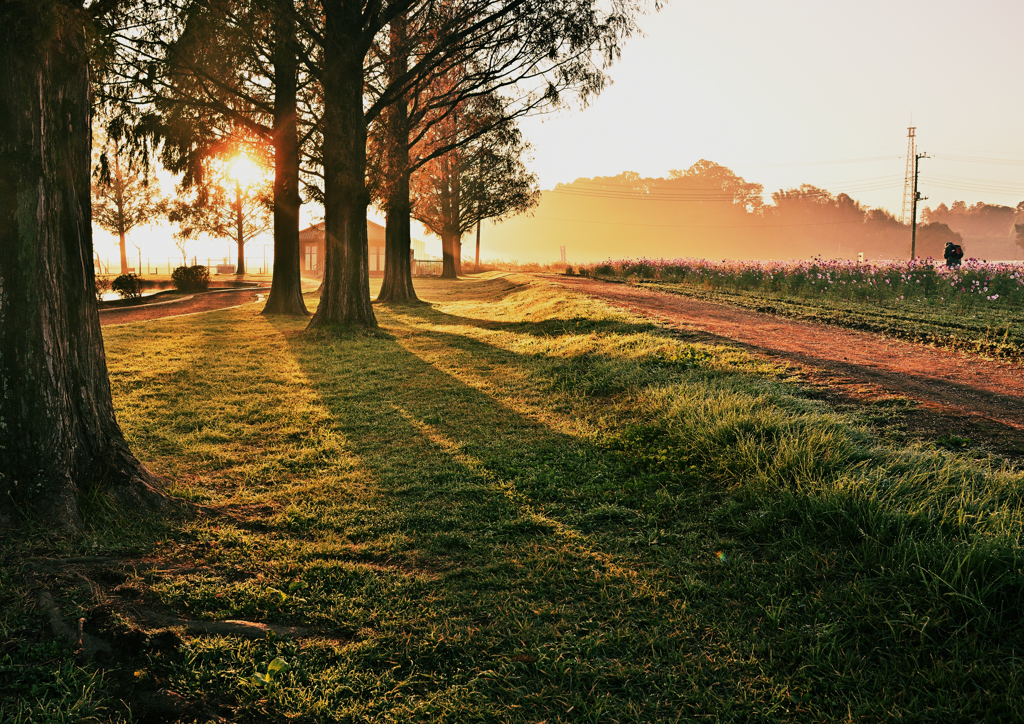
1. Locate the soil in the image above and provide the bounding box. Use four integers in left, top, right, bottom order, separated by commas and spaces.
550, 275, 1024, 463
99, 286, 269, 327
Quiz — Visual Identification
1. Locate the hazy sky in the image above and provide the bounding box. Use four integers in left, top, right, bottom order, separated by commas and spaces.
518, 0, 1024, 216
104, 0, 1024, 266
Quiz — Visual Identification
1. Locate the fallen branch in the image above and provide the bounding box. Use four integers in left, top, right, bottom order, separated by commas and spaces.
137, 609, 312, 639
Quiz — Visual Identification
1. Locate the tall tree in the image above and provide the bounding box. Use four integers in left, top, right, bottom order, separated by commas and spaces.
371, 15, 418, 302
367, 0, 639, 302
0, 0, 162, 530
411, 110, 538, 277
116, 0, 313, 314
307, 0, 641, 328
92, 133, 167, 274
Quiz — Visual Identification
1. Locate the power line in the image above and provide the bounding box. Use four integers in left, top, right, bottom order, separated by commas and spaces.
932, 153, 1024, 167
531, 215, 872, 230
926, 172, 1024, 193
757, 155, 901, 167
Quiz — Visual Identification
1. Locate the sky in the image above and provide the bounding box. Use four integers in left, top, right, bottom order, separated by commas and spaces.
102, 0, 1024, 268
517, 0, 1024, 216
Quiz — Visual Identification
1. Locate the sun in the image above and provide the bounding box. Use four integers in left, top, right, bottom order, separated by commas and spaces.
228, 153, 263, 186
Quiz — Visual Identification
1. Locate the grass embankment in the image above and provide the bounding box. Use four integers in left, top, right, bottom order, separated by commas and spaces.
3, 273, 1024, 722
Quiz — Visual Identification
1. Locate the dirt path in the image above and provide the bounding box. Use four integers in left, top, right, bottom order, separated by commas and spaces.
99, 287, 269, 327
551, 275, 1024, 460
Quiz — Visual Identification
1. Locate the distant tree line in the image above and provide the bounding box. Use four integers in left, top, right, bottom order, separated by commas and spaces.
534, 163, 1024, 262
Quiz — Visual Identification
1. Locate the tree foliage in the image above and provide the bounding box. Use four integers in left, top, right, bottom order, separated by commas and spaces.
923, 201, 1017, 237
411, 101, 539, 275
91, 132, 167, 274
168, 151, 273, 273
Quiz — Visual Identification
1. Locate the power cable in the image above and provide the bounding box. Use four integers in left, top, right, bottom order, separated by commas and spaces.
531, 215, 872, 230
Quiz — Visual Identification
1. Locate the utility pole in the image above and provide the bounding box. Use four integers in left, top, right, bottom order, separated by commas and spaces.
910, 151, 928, 260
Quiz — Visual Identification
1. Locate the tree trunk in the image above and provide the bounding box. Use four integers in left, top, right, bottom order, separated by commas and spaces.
0, 1, 162, 531
235, 183, 246, 275
262, 1, 308, 316
377, 17, 417, 304
119, 230, 129, 274
441, 231, 459, 278
379, 171, 418, 302
308, 0, 376, 330
451, 157, 462, 276
115, 154, 129, 274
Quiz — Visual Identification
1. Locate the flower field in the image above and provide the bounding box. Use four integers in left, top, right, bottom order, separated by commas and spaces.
579, 256, 1024, 309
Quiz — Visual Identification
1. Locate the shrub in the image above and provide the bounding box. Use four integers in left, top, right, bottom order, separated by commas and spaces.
593, 263, 614, 277
111, 273, 142, 300
94, 275, 111, 302
564, 265, 574, 276
172, 265, 210, 292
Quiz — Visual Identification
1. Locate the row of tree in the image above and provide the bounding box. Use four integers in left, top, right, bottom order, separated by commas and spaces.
99, 0, 626, 319
923, 201, 1024, 239
92, 99, 540, 281
492, 163, 1024, 262
92, 132, 275, 274
1, 0, 645, 527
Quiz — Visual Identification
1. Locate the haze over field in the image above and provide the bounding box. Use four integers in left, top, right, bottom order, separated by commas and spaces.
477, 0, 1024, 264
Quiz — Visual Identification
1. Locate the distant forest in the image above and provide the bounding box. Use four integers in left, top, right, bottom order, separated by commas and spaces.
484, 161, 1024, 263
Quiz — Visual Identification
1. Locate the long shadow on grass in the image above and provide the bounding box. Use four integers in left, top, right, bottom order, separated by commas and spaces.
368, 304, 1024, 718
388, 302, 668, 340
130, 305, 1024, 721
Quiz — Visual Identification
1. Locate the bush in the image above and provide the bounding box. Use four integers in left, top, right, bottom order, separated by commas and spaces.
111, 273, 142, 300
94, 275, 111, 302
564, 265, 574, 276
172, 265, 210, 292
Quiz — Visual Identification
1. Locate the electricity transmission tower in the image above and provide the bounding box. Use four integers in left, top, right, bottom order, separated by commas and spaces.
900, 126, 916, 224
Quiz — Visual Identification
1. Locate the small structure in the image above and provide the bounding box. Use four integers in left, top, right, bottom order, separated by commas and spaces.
299, 220, 390, 276
299, 220, 438, 277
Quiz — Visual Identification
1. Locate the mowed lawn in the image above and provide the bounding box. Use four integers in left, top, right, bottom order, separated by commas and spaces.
4, 273, 1024, 722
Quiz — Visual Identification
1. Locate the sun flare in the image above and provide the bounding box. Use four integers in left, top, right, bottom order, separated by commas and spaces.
228, 153, 262, 186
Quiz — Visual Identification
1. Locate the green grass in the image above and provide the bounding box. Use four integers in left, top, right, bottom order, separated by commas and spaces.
3, 272, 1024, 722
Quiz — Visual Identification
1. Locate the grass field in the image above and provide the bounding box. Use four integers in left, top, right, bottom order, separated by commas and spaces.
3, 273, 1024, 722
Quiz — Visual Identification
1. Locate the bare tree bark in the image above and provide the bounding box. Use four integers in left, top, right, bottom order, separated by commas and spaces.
234, 181, 246, 274
262, 1, 309, 316
115, 155, 129, 274
119, 230, 129, 274
379, 171, 418, 302
377, 17, 418, 304
307, 0, 377, 329
440, 231, 459, 278
0, 1, 163, 531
